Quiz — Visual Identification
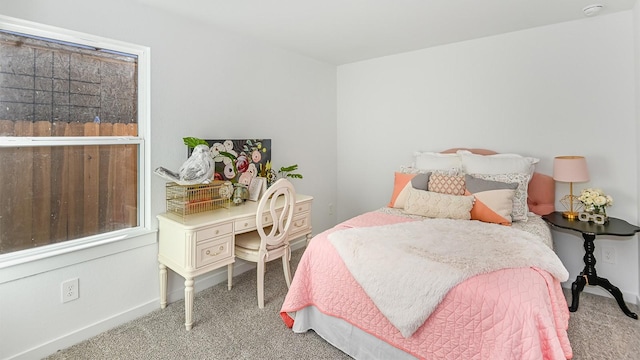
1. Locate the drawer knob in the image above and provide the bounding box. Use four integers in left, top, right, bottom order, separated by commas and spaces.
206, 246, 225, 257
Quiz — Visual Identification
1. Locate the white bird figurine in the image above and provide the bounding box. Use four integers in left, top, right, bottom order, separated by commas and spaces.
154, 144, 215, 185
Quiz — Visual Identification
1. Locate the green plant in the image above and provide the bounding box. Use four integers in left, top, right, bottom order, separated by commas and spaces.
278, 164, 303, 179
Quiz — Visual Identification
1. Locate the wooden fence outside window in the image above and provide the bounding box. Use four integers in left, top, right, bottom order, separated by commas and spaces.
0, 120, 138, 254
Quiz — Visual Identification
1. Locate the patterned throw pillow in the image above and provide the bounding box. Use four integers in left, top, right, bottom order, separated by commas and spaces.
465, 175, 518, 225
399, 165, 459, 176
404, 188, 474, 220
428, 174, 465, 195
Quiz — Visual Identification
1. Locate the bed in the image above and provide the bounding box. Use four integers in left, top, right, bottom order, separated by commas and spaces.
280, 149, 573, 360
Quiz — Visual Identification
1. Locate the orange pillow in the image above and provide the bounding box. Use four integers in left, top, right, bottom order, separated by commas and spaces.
388, 172, 430, 208
465, 175, 518, 225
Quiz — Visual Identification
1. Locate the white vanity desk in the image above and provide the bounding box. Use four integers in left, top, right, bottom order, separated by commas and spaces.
157, 194, 313, 330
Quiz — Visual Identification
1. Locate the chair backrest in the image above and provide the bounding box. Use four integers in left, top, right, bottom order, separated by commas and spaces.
256, 178, 296, 251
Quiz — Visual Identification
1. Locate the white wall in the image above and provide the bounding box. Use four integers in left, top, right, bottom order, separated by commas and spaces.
0, 1, 337, 359
337, 12, 639, 302
1, 2, 638, 359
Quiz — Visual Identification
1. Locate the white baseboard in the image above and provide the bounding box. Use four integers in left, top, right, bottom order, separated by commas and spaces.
10, 239, 308, 360
8, 300, 158, 360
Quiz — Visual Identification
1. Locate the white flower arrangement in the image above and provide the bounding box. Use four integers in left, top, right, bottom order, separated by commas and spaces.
578, 188, 613, 214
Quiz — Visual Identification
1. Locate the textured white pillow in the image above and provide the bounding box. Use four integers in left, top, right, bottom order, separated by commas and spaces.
413, 152, 462, 171
399, 165, 460, 176
457, 150, 539, 176
404, 188, 474, 220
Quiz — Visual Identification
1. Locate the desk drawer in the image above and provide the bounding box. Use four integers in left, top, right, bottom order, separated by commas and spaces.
235, 214, 273, 233
235, 202, 310, 234
235, 217, 256, 233
195, 223, 233, 242
289, 212, 311, 238
295, 202, 311, 214
195, 236, 233, 268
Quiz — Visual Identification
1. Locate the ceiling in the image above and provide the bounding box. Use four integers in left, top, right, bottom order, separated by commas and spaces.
138, 0, 637, 65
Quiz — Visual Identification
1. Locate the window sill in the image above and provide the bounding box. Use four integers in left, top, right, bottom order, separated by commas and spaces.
0, 228, 157, 284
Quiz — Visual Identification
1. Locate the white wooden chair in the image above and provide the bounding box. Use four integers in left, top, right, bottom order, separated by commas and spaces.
234, 178, 296, 308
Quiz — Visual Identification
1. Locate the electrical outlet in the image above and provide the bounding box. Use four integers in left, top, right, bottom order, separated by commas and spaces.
328, 203, 334, 215
602, 246, 616, 264
61, 278, 79, 303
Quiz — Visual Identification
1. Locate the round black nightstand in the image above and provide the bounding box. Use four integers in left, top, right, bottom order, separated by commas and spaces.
542, 211, 640, 319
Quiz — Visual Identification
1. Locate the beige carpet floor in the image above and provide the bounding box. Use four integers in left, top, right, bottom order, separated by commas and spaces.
44, 248, 640, 359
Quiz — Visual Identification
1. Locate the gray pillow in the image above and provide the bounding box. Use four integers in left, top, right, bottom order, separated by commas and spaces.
465, 174, 518, 193
410, 172, 431, 191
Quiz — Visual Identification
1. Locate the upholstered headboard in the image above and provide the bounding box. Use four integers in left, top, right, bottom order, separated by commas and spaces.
441, 148, 555, 216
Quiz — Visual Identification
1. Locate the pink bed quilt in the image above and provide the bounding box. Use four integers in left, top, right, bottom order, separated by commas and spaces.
280, 211, 573, 360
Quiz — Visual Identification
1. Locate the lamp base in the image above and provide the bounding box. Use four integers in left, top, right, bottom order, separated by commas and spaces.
559, 194, 583, 221
562, 211, 579, 220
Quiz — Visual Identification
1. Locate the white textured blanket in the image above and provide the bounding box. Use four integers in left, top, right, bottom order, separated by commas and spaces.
328, 218, 569, 338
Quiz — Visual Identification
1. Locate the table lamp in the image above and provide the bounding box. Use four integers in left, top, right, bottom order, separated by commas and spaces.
553, 156, 590, 219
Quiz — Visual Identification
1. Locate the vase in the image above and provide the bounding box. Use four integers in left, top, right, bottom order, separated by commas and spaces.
266, 169, 278, 188
232, 184, 249, 205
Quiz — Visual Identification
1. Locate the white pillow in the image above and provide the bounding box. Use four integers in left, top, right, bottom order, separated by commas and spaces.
404, 188, 474, 220
413, 151, 462, 171
457, 150, 538, 176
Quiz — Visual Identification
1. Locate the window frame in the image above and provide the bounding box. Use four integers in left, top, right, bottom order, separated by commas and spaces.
0, 15, 152, 275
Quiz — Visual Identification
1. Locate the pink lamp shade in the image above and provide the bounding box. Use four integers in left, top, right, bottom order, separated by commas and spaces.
553, 156, 590, 183
553, 155, 589, 219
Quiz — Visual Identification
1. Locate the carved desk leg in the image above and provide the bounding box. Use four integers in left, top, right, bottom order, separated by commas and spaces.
159, 263, 167, 309
184, 278, 194, 330
228, 263, 233, 291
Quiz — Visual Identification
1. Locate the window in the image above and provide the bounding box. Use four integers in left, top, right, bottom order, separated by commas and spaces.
0, 16, 150, 261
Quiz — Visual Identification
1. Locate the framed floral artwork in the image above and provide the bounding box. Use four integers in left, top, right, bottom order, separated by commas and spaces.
190, 139, 271, 185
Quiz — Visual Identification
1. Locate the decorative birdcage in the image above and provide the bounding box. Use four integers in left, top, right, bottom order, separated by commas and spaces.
165, 181, 230, 219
